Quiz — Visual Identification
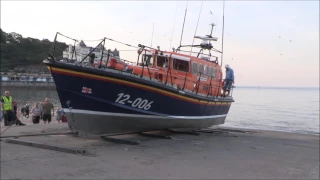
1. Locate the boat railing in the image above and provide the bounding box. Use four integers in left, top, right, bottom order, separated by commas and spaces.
65, 55, 233, 98
160, 74, 229, 97
48, 32, 233, 99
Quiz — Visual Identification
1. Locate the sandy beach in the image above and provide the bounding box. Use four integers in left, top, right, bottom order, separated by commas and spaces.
1, 123, 319, 179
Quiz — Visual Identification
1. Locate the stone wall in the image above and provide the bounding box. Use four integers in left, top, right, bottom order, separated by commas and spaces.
1, 81, 56, 89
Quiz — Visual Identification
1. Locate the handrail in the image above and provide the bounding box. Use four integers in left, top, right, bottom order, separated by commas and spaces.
140, 50, 152, 80
80, 38, 106, 63
99, 39, 106, 69
136, 45, 144, 65
50, 32, 58, 57
164, 54, 173, 86
47, 33, 233, 99
71, 41, 77, 60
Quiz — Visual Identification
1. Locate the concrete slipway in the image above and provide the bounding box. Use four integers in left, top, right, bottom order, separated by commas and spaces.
0, 123, 319, 179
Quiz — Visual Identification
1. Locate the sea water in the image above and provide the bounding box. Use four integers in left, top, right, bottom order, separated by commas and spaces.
222, 87, 319, 135
1, 86, 319, 135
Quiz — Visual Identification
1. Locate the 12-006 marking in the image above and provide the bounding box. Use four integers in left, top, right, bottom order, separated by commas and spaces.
115, 93, 153, 110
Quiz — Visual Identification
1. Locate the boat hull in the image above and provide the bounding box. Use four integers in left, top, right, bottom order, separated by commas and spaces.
64, 109, 227, 136
45, 61, 233, 135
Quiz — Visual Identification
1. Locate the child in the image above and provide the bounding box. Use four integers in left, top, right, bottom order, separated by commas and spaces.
56, 108, 64, 123
61, 109, 67, 123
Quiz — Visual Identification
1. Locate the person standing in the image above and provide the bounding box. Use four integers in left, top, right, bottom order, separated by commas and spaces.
25, 101, 30, 118
13, 101, 18, 116
42, 98, 54, 124
1, 91, 25, 126
222, 64, 235, 96
0, 102, 3, 123
31, 102, 42, 124
55, 107, 64, 123
12, 100, 25, 125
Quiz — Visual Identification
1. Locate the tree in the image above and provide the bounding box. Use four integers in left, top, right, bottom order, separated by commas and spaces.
0, 29, 67, 71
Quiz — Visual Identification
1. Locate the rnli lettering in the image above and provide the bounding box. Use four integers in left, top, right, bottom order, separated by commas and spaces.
115, 93, 153, 110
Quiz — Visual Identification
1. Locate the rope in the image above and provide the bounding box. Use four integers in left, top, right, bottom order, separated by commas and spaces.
116, 49, 138, 51
53, 33, 139, 58
81, 39, 104, 42
104, 37, 138, 48
0, 118, 19, 135
58, 33, 104, 42
57, 32, 78, 42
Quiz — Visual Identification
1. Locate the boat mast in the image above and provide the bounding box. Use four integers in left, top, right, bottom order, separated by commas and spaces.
169, 0, 178, 50
221, 0, 226, 67
190, 1, 204, 55
179, 1, 188, 48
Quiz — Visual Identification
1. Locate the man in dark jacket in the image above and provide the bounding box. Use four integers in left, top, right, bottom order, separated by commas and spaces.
222, 64, 235, 96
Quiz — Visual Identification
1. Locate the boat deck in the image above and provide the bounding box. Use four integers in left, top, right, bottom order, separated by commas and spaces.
1, 124, 319, 179
58, 61, 234, 100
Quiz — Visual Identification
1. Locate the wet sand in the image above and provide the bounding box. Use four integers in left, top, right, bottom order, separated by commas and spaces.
0, 123, 319, 179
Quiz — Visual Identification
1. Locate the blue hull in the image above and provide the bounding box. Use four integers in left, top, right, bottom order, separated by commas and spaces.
45, 61, 234, 135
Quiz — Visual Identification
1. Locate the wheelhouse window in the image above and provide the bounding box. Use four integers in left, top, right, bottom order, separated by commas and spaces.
212, 67, 217, 79
173, 58, 189, 72
204, 65, 208, 76
156, 55, 169, 68
198, 64, 204, 75
141, 54, 153, 66
192, 62, 198, 74
208, 67, 213, 78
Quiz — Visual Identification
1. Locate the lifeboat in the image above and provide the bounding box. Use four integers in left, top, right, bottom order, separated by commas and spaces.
43, 28, 234, 136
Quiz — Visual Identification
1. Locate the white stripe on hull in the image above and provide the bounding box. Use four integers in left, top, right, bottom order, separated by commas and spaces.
62, 108, 227, 120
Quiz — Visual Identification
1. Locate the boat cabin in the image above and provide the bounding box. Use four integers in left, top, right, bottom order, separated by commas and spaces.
116, 48, 224, 97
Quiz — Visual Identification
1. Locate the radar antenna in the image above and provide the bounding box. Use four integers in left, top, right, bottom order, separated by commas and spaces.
194, 23, 217, 50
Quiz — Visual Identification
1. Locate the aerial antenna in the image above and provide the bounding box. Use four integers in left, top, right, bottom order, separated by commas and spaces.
190, 1, 204, 55
169, 0, 178, 50
208, 11, 216, 38
150, 23, 155, 47
209, 23, 215, 37
221, 0, 226, 67
207, 11, 214, 35
179, 1, 189, 47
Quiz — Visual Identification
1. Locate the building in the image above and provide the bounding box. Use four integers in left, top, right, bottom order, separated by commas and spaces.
63, 40, 120, 62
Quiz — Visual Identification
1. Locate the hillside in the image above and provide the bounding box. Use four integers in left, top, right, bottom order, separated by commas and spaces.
0, 29, 67, 72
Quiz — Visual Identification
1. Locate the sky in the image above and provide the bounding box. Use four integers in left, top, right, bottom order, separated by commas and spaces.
1, 0, 319, 87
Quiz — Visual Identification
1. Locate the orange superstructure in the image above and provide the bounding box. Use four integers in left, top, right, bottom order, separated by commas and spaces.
107, 48, 223, 97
